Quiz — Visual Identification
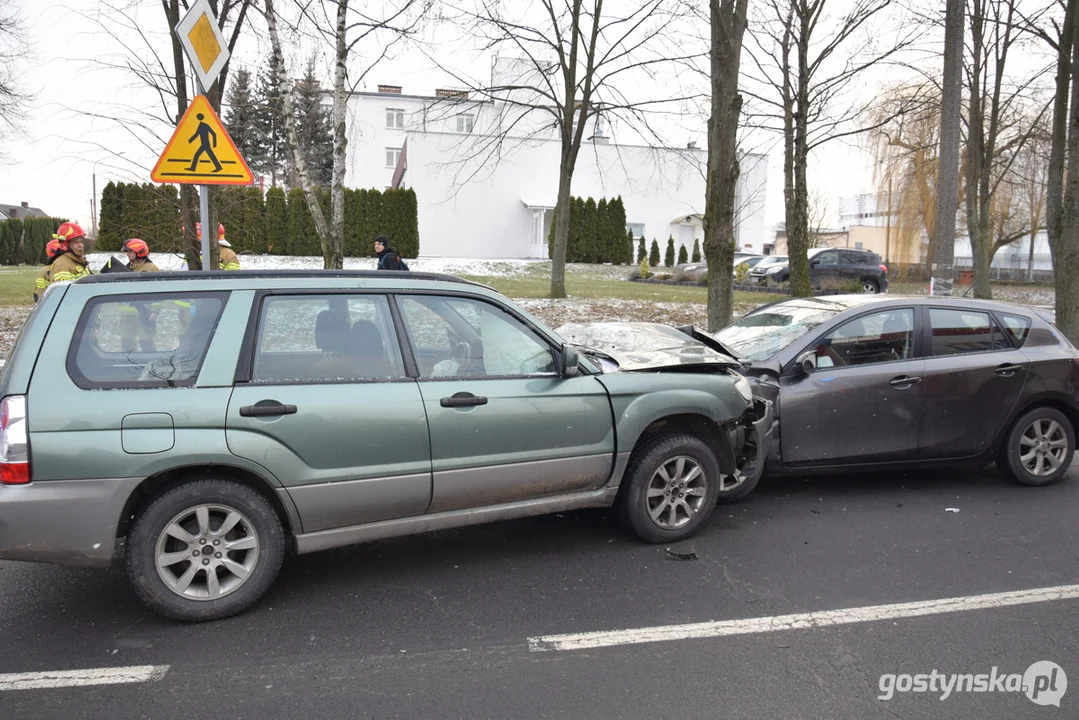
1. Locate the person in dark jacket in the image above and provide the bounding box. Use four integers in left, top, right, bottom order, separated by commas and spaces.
374, 235, 408, 270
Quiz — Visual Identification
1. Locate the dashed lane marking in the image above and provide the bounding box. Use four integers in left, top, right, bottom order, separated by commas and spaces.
528, 584, 1079, 652
0, 665, 170, 691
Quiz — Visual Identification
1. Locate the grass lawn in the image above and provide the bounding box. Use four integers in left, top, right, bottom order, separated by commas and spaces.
0, 263, 769, 310
0, 266, 38, 307
460, 274, 767, 308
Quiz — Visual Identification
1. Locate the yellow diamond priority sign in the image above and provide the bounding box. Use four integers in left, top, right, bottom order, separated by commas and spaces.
151, 95, 253, 185
175, 0, 229, 91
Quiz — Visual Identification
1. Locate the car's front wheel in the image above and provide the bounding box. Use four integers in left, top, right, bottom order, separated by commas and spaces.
126, 479, 285, 622
1001, 407, 1075, 486
617, 434, 720, 543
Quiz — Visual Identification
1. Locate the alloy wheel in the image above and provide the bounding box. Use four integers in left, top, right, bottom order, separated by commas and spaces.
646, 456, 708, 529
154, 504, 260, 601
1019, 418, 1069, 477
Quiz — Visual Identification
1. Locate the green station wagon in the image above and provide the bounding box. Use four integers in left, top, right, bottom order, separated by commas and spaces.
0, 270, 771, 621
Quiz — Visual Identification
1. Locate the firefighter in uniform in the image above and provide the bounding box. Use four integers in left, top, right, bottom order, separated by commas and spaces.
48, 222, 92, 285
119, 239, 161, 352
33, 239, 65, 303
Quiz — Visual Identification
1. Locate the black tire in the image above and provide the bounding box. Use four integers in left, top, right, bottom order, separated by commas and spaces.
126, 479, 285, 622
861, 278, 880, 294
616, 434, 721, 544
715, 469, 762, 504
1000, 407, 1075, 487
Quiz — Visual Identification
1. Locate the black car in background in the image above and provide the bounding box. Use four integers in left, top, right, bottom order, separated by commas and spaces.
751, 247, 890, 293
712, 295, 1079, 488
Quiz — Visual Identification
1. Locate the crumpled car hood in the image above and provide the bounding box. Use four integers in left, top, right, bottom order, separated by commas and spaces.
555, 322, 743, 372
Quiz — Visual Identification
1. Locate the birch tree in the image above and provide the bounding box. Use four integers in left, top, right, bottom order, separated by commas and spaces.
263, 0, 425, 269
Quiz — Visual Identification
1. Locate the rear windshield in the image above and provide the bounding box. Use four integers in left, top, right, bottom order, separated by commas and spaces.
67, 292, 228, 389
714, 299, 846, 361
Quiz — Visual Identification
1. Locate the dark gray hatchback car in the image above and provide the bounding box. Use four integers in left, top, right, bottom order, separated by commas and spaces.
712, 295, 1079, 484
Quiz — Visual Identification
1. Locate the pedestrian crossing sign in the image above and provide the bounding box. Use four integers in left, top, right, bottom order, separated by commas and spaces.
151, 95, 253, 186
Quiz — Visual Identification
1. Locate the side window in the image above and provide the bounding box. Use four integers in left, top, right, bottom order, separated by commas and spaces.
252, 295, 405, 383
68, 292, 227, 388
996, 312, 1033, 348
929, 308, 1007, 356
840, 251, 863, 265
814, 251, 838, 266
399, 295, 556, 378
813, 308, 915, 369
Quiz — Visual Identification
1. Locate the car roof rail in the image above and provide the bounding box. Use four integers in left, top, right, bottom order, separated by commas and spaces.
76, 268, 493, 290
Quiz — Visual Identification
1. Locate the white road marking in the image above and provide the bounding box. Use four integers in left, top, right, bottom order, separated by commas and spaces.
528, 583, 1079, 652
0, 665, 169, 691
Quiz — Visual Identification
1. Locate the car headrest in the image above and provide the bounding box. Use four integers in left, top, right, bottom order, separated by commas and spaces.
349, 319, 384, 357
315, 310, 350, 352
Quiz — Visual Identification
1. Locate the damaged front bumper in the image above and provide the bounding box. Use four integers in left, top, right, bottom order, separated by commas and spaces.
729, 397, 774, 487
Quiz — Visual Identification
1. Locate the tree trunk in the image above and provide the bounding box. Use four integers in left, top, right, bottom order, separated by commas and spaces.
551, 161, 574, 298
703, 0, 748, 331
783, 4, 812, 298
930, 0, 965, 296
1028, 227, 1036, 281
327, 0, 348, 270
966, 1, 992, 299
265, 0, 331, 257
1055, 0, 1079, 343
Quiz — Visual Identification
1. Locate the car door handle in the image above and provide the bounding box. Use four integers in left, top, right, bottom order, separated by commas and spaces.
889, 375, 921, 388
995, 364, 1023, 377
440, 392, 488, 408
239, 401, 298, 417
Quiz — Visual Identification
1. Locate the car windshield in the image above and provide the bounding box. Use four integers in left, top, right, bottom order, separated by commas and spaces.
713, 298, 847, 361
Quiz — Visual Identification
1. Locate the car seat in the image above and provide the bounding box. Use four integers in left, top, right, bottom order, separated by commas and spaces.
315, 310, 351, 354
880, 313, 911, 360
348, 319, 392, 376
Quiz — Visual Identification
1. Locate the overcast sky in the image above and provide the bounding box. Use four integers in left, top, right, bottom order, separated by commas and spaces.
1, 0, 1051, 242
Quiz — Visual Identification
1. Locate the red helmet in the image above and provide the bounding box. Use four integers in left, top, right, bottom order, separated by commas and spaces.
123, 238, 149, 258
45, 239, 64, 260
53, 222, 87, 250
218, 222, 226, 239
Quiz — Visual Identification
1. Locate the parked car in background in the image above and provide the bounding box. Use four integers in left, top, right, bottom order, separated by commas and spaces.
752, 248, 889, 293
711, 295, 1079, 485
0, 271, 770, 621
742, 255, 787, 280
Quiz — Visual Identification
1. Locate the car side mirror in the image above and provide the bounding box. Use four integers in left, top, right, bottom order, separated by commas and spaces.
795, 350, 817, 376
560, 345, 581, 377
809, 259, 819, 268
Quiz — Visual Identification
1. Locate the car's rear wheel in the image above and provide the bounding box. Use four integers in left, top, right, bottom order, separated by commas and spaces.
862, 279, 880, 293
1001, 407, 1075, 487
126, 479, 285, 622
617, 434, 720, 543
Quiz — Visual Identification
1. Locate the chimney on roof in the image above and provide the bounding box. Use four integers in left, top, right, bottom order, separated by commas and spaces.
435, 88, 469, 99
20, 201, 28, 208
378, 84, 402, 94
687, 140, 697, 149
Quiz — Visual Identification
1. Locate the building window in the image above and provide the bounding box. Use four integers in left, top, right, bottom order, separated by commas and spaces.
386, 147, 402, 168
386, 108, 404, 129
626, 222, 645, 240
855, 242, 863, 249
456, 113, 475, 133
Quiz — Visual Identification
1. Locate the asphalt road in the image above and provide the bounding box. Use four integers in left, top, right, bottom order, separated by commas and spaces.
1, 465, 1077, 720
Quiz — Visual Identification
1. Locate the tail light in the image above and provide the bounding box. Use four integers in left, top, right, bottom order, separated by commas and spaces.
879, 264, 889, 274
0, 395, 29, 485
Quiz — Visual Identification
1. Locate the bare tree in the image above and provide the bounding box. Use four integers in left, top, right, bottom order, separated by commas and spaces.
264, 0, 425, 269
964, 0, 1052, 298
929, 0, 965, 295
0, 0, 30, 147
1007, 122, 1051, 281
745, 0, 918, 297
425, 0, 700, 298
1023, 0, 1079, 342
702, 0, 749, 331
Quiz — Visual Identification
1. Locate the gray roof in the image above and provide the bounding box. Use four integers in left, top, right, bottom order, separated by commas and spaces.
0, 203, 48, 220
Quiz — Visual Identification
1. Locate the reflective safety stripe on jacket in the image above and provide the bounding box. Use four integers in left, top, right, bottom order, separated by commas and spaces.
32, 266, 51, 302
49, 252, 91, 283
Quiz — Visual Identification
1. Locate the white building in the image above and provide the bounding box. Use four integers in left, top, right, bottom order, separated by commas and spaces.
343, 58, 769, 259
